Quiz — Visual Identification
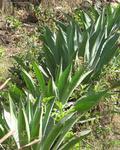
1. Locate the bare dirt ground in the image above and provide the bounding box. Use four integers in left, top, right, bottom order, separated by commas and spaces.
0, 11, 37, 83
0, 18, 20, 56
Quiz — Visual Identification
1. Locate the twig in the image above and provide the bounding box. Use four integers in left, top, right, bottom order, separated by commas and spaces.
0, 78, 11, 90
0, 144, 6, 150
18, 139, 40, 150
0, 130, 14, 144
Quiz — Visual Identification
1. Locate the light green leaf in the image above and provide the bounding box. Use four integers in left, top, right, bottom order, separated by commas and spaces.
33, 62, 47, 97
22, 69, 36, 97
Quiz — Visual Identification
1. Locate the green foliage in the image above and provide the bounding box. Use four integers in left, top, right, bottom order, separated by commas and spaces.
1, 62, 109, 149
0, 4, 120, 150
39, 5, 120, 81
9, 5, 120, 85
6, 16, 22, 29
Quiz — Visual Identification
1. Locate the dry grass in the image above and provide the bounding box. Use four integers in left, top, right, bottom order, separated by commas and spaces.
41, 0, 83, 11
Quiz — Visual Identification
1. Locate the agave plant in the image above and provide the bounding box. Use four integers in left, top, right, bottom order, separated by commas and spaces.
40, 5, 120, 80
1, 63, 108, 149
40, 19, 81, 78
10, 5, 120, 85
1, 5, 120, 150
78, 5, 120, 78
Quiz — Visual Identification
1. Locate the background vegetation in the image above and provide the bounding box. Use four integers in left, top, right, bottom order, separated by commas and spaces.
0, 1, 120, 150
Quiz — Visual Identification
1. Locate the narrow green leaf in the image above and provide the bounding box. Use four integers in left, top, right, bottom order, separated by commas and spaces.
42, 79, 57, 137
18, 103, 27, 146
4, 96, 19, 148
52, 114, 79, 150
42, 123, 63, 150
33, 62, 47, 97
30, 103, 42, 140
42, 113, 74, 150
73, 91, 107, 113
22, 69, 36, 97
22, 106, 30, 143
60, 69, 92, 104
57, 65, 72, 97
59, 130, 91, 150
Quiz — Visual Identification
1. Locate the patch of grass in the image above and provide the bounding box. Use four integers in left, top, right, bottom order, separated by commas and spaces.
6, 16, 22, 30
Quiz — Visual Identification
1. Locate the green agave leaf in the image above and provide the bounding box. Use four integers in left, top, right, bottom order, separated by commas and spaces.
42, 103, 55, 134
60, 69, 92, 104
83, 33, 90, 63
0, 114, 6, 138
106, 4, 113, 32
18, 103, 28, 146
94, 14, 102, 32
82, 11, 92, 29
39, 104, 43, 142
32, 62, 47, 97
47, 78, 58, 97
42, 79, 57, 137
73, 90, 107, 113
31, 103, 43, 141
42, 122, 63, 150
22, 105, 30, 143
56, 27, 68, 68
4, 96, 19, 148
22, 69, 36, 97
0, 125, 5, 138
55, 61, 63, 83
47, 79, 53, 97
79, 31, 88, 57
89, 30, 105, 69
9, 85, 25, 103
59, 130, 91, 150
43, 45, 57, 77
42, 117, 55, 142
18, 102, 30, 146
74, 23, 82, 49
95, 33, 119, 73
57, 65, 72, 98
67, 21, 76, 55
42, 113, 74, 150
89, 26, 104, 57
52, 114, 79, 150
100, 8, 106, 30
107, 5, 120, 34
56, 20, 67, 32
41, 26, 55, 52
26, 98, 33, 124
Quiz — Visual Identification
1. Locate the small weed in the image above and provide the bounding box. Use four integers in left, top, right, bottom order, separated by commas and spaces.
6, 16, 22, 29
